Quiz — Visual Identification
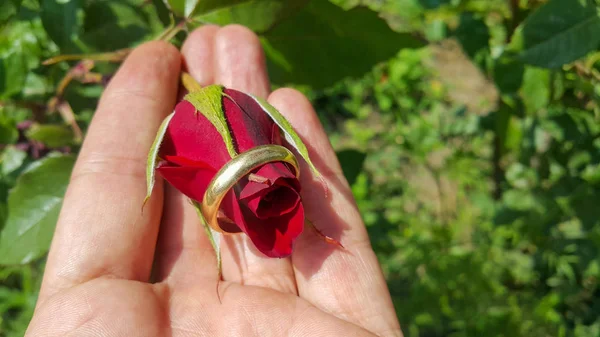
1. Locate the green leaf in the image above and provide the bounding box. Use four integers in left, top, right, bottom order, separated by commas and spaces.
0, 120, 18, 145
41, 0, 80, 51
144, 111, 174, 206
0, 51, 27, 99
192, 0, 309, 33
1, 146, 27, 176
494, 105, 513, 156
162, 0, 183, 17
582, 164, 600, 184
25, 124, 74, 148
262, 0, 425, 88
419, 0, 451, 9
517, 0, 600, 68
493, 56, 525, 94
454, 12, 490, 58
81, 1, 150, 51
520, 67, 550, 114
249, 94, 322, 178
192, 0, 256, 16
191, 200, 221, 276
0, 202, 6, 232
0, 154, 75, 265
152, 0, 172, 27
0, 21, 46, 99
502, 189, 537, 211
185, 85, 237, 157
163, 0, 198, 17
0, 0, 22, 25
165, 0, 249, 18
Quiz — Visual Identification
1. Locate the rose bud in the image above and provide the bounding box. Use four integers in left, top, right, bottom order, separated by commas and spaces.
146, 85, 323, 258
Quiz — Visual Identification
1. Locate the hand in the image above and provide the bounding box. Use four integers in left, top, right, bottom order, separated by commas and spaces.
26, 25, 401, 337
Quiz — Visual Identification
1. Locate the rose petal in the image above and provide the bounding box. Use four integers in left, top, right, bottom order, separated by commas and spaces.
157, 159, 216, 202
238, 163, 297, 200
160, 100, 230, 169
223, 88, 275, 152
222, 192, 304, 258
244, 180, 300, 219
163, 155, 214, 169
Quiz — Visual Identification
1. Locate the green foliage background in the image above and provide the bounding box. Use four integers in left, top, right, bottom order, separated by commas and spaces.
1, 0, 600, 335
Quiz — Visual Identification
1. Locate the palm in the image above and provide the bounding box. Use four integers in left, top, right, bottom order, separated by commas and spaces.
26, 25, 401, 337
30, 277, 374, 336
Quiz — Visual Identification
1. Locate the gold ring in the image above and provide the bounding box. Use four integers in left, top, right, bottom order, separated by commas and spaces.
201, 145, 300, 232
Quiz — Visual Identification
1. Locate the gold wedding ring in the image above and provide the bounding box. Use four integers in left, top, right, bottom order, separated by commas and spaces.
201, 145, 300, 232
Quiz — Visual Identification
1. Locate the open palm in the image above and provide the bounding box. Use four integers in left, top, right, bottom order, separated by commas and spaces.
26, 25, 401, 337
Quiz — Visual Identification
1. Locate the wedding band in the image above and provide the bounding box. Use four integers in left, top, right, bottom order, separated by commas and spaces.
201, 145, 300, 232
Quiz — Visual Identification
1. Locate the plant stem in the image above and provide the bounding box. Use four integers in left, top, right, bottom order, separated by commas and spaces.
181, 72, 203, 92
42, 49, 131, 65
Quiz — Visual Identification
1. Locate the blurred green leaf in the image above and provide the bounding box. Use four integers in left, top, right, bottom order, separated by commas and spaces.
262, 0, 424, 88
454, 12, 489, 58
494, 56, 525, 94
0, 21, 47, 98
424, 19, 446, 42
0, 51, 27, 100
0, 154, 75, 265
162, 0, 185, 17
0, 0, 22, 25
25, 124, 74, 148
0, 202, 6, 232
81, 1, 150, 51
582, 164, 600, 184
520, 67, 550, 114
165, 0, 252, 18
40, 0, 80, 51
22, 72, 52, 99
192, 0, 309, 33
517, 0, 600, 68
151, 0, 172, 26
502, 189, 537, 211
336, 149, 366, 186
0, 121, 18, 145
506, 162, 538, 189
418, 0, 451, 9
0, 147, 27, 176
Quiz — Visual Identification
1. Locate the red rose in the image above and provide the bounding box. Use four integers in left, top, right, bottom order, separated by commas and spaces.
157, 87, 304, 258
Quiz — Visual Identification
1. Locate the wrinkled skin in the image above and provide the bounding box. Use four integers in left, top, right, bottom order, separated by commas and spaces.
27, 25, 402, 337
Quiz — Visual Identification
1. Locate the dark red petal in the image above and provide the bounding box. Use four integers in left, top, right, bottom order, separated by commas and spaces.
238, 162, 297, 200
252, 203, 304, 258
271, 123, 283, 145
163, 155, 214, 169
223, 199, 304, 258
223, 88, 275, 152
244, 180, 300, 219
157, 163, 216, 202
159, 100, 230, 169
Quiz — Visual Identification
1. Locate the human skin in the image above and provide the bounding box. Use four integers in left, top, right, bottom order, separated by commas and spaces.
25, 25, 402, 337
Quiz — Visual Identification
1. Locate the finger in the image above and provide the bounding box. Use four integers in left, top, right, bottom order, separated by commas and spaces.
214, 25, 297, 294
38, 42, 181, 304
268, 88, 402, 337
182, 25, 219, 86
153, 25, 220, 285
215, 25, 270, 98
